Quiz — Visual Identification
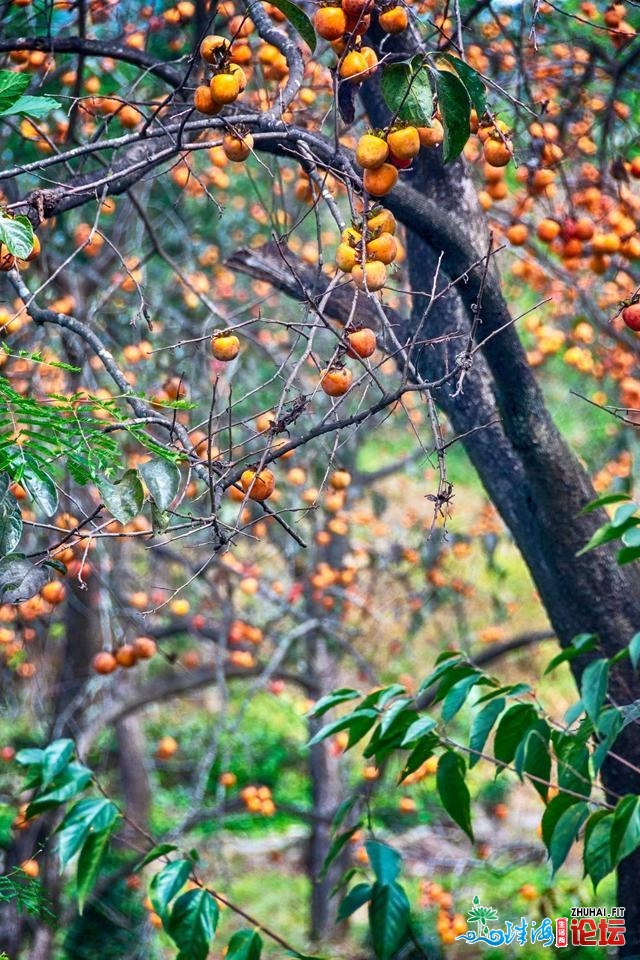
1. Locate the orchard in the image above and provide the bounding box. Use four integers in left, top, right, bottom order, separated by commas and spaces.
2, 0, 640, 958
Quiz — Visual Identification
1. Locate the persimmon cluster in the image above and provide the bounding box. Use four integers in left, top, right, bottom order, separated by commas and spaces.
335, 205, 397, 292
193, 33, 248, 116
314, 0, 407, 86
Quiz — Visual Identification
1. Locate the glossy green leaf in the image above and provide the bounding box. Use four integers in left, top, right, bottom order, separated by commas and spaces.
267, 0, 315, 51
77, 824, 117, 914
0, 490, 22, 554
336, 882, 372, 922
56, 798, 119, 866
319, 826, 361, 880
400, 715, 437, 747
611, 795, 640, 865
581, 658, 609, 723
544, 633, 598, 674
436, 750, 473, 840
517, 720, 551, 800
226, 928, 263, 960
0, 555, 48, 603
0, 94, 60, 118
629, 633, 640, 671
27, 763, 92, 817
307, 689, 360, 718
468, 697, 505, 767
0, 214, 34, 260
381, 60, 433, 126
150, 859, 193, 919
493, 703, 537, 765
139, 458, 180, 511
580, 492, 633, 514
165, 887, 219, 960
307, 709, 378, 749
541, 794, 579, 850
549, 801, 589, 874
435, 54, 486, 114
98, 469, 144, 524
584, 811, 614, 891
41, 739, 74, 790
442, 673, 488, 723
0, 70, 30, 114
366, 840, 401, 886
577, 516, 638, 555
434, 69, 470, 162
369, 881, 410, 960
134, 843, 180, 872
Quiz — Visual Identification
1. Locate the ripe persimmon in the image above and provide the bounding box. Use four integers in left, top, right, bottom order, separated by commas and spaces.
314, 5, 347, 40
210, 72, 240, 104
320, 366, 353, 396
356, 133, 389, 169
200, 34, 230, 63
363, 163, 398, 197
93, 651, 117, 674
378, 4, 408, 33
347, 327, 377, 358
211, 332, 240, 360
351, 259, 387, 291
417, 119, 444, 148
335, 243, 358, 272
622, 304, 640, 331
133, 636, 157, 659
115, 644, 137, 668
241, 468, 276, 501
365, 232, 397, 264
223, 131, 254, 161
387, 125, 420, 161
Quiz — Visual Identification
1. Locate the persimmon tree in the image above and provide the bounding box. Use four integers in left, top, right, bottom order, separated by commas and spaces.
2, 0, 640, 957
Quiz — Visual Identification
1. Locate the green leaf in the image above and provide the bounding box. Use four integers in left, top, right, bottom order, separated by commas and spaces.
518, 720, 551, 800
77, 824, 116, 914
331, 795, 359, 833
27, 763, 93, 816
0, 214, 34, 260
629, 633, 640, 671
611, 795, 640, 865
0, 94, 60, 118
307, 689, 360, 718
434, 54, 486, 114
134, 843, 179, 872
368, 881, 410, 960
56, 798, 119, 866
436, 750, 473, 840
544, 633, 598, 674
359, 684, 406, 711
20, 462, 58, 516
611, 502, 639, 527
441, 673, 487, 723
381, 59, 433, 125
398, 736, 438, 782
617, 544, 640, 565
379, 698, 412, 736
98, 469, 144, 524
434, 69, 470, 162
0, 71, 30, 114
139, 458, 180, 511
400, 715, 437, 747
336, 883, 372, 922
621, 526, 640, 547
226, 929, 263, 960
417, 652, 462, 695
150, 859, 193, 918
319, 826, 361, 880
0, 490, 23, 554
541, 794, 580, 851
468, 697, 505, 767
584, 811, 614, 891
556, 739, 591, 798
165, 888, 219, 960
580, 492, 633, 514
592, 708, 623, 774
266, 0, 315, 51
365, 840, 401, 886
41, 739, 74, 790
493, 704, 537, 766
577, 516, 638, 555
307, 709, 378, 749
549, 801, 589, 874
15, 747, 44, 768
581, 658, 609, 723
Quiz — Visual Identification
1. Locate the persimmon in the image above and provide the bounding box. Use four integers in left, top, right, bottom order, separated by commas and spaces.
360, 46, 378, 75
506, 223, 528, 246
378, 4, 408, 33
622, 304, 640, 331
417, 119, 444, 148
156, 736, 178, 759
133, 636, 157, 659
367, 207, 396, 235
26, 234, 41, 262
210, 72, 240, 104
363, 163, 398, 197
365, 232, 397, 264
320, 366, 353, 396
629, 156, 640, 179
356, 133, 389, 170
329, 469, 351, 489
483, 137, 512, 167
211, 332, 240, 360
351, 260, 387, 291
347, 327, 377, 358
339, 50, 367, 82
40, 580, 66, 604
223, 131, 254, 161
93, 651, 117, 674
314, 5, 347, 40
200, 34, 230, 63
115, 644, 137, 668
194, 85, 220, 115
335, 243, 358, 272
386, 125, 420, 161
537, 218, 561, 242
241, 468, 276, 500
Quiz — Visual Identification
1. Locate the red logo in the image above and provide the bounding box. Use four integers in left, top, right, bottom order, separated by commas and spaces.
555, 918, 568, 947
570, 917, 626, 947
